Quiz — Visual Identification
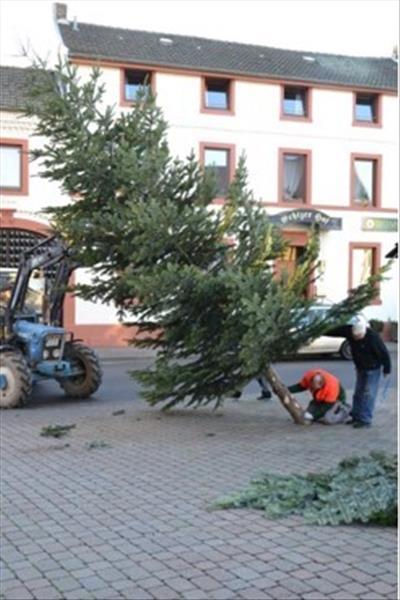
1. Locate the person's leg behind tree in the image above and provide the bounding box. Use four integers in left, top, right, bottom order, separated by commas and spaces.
256, 375, 272, 400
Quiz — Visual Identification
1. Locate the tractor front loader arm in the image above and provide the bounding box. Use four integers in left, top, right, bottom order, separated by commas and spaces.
4, 235, 76, 333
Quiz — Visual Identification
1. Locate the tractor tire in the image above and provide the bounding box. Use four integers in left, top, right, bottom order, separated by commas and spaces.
0, 351, 32, 409
60, 342, 102, 398
339, 340, 352, 361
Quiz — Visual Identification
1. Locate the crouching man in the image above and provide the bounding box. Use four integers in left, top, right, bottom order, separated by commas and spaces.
288, 369, 350, 424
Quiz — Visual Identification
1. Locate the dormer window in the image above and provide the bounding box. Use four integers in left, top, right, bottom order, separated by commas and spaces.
354, 93, 381, 125
123, 69, 152, 103
202, 78, 234, 115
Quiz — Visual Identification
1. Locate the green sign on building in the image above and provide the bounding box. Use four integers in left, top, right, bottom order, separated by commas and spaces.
362, 217, 398, 232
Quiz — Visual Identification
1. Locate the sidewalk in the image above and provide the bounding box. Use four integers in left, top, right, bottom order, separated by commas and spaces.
96, 342, 398, 361
1, 383, 397, 600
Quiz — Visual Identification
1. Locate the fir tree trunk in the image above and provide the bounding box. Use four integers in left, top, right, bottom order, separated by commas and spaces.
264, 365, 308, 425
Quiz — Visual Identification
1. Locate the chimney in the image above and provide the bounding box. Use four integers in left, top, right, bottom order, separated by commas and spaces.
392, 45, 398, 62
54, 3, 67, 21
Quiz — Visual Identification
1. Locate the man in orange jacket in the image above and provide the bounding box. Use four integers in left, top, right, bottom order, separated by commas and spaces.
288, 368, 349, 423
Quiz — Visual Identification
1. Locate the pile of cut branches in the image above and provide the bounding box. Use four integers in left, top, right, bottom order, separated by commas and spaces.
213, 452, 397, 526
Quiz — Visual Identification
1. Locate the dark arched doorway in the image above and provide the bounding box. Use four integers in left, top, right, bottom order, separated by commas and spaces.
0, 227, 46, 268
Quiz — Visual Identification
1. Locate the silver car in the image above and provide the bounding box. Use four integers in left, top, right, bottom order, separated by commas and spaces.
297, 305, 358, 360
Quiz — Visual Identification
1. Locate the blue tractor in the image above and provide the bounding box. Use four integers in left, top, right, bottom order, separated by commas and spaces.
0, 236, 102, 408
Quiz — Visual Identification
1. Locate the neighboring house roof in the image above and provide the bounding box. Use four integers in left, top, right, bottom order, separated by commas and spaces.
58, 21, 398, 92
0, 65, 52, 112
0, 65, 36, 110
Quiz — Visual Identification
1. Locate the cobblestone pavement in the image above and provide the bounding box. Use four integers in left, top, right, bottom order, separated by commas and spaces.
1, 385, 397, 600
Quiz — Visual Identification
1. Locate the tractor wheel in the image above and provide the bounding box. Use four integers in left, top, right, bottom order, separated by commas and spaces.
60, 342, 102, 398
0, 352, 32, 409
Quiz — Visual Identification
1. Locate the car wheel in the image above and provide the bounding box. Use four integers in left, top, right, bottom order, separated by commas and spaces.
340, 340, 352, 361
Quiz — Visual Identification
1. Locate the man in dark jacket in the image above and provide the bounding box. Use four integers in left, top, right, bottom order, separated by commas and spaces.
327, 319, 391, 428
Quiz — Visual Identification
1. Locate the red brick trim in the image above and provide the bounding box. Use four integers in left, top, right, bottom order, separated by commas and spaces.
350, 153, 382, 210
278, 148, 312, 205
119, 68, 157, 106
280, 84, 313, 122
71, 57, 398, 96
0, 138, 29, 196
0, 210, 50, 234
352, 92, 382, 128
200, 77, 235, 116
199, 142, 236, 203
348, 242, 382, 304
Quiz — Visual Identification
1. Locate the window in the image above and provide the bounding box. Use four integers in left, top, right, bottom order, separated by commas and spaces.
204, 147, 231, 198
352, 156, 380, 207
281, 86, 311, 120
352, 247, 375, 286
204, 78, 231, 111
0, 139, 28, 195
0, 146, 21, 189
282, 153, 308, 203
349, 244, 381, 302
354, 93, 380, 124
123, 69, 152, 103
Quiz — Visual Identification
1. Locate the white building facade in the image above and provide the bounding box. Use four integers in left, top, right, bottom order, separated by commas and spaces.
0, 3, 398, 346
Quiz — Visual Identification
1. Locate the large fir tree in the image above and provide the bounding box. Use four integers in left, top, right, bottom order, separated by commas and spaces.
24, 61, 389, 424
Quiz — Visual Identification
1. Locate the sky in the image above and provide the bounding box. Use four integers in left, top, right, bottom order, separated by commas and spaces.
0, 0, 399, 67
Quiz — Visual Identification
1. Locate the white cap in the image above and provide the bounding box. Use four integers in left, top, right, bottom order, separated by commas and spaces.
352, 320, 367, 336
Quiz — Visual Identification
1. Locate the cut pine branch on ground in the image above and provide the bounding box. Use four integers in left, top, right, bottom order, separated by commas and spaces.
212, 451, 397, 526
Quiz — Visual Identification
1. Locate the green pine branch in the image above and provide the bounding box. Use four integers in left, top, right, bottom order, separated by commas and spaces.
212, 452, 397, 526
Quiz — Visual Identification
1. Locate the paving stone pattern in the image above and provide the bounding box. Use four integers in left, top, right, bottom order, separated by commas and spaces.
1, 388, 397, 599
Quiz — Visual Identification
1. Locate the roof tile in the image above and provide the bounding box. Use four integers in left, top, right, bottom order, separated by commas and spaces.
58, 21, 398, 91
